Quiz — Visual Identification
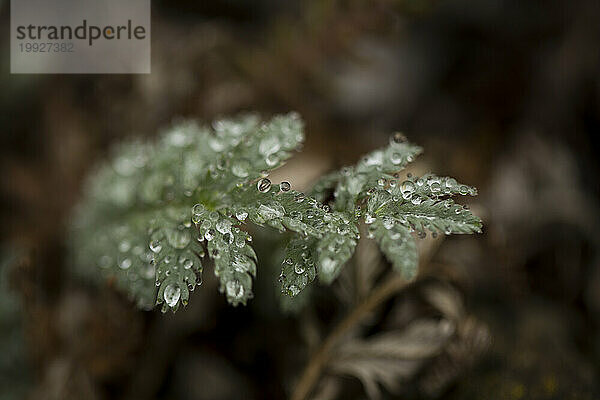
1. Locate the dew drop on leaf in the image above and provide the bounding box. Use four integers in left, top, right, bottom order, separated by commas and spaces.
216, 220, 232, 234
265, 154, 279, 167
280, 181, 291, 192
163, 284, 181, 307
119, 258, 132, 270
445, 178, 457, 191
192, 203, 205, 215
149, 240, 162, 253
119, 240, 131, 253
321, 257, 337, 275
226, 280, 244, 299
288, 285, 300, 296
259, 136, 281, 156
257, 178, 272, 193
167, 229, 191, 249
205, 228, 216, 241
235, 210, 248, 221
400, 180, 416, 199
231, 160, 251, 178
258, 203, 284, 220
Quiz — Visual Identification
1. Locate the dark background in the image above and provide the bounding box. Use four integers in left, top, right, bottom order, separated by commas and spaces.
1, 0, 599, 399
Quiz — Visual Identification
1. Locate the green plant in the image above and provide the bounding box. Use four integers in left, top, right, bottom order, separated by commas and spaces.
69, 113, 481, 312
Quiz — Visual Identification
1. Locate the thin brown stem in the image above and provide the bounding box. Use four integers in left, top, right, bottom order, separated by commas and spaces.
291, 237, 443, 400
290, 274, 408, 400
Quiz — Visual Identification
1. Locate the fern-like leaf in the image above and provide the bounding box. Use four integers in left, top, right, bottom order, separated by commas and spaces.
70, 115, 482, 311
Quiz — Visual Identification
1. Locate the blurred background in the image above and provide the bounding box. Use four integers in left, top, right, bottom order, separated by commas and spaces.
1, 0, 599, 399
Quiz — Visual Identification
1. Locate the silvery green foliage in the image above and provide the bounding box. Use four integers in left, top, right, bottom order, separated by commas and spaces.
296, 132, 482, 290
70, 116, 481, 312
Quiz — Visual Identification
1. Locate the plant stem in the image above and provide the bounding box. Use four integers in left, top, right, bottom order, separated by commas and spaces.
290, 274, 408, 400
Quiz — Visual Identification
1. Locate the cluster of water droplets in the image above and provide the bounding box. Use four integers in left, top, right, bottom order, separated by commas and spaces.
360, 169, 480, 240
143, 206, 206, 312
205, 113, 304, 190
279, 242, 317, 297
191, 203, 257, 305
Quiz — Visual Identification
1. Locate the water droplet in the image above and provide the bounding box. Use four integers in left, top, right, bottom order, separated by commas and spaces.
337, 225, 350, 235
290, 210, 302, 220
142, 263, 155, 279
226, 280, 244, 299
149, 240, 162, 253
231, 160, 251, 178
119, 258, 132, 270
163, 284, 181, 307
288, 285, 300, 296
364, 152, 383, 166
417, 231, 426, 239
259, 136, 281, 155
382, 216, 394, 229
180, 258, 193, 270
364, 214, 376, 224
257, 178, 272, 193
209, 137, 226, 152
445, 178, 457, 191
391, 132, 407, 145
411, 196, 422, 205
321, 257, 337, 275
114, 156, 140, 179
235, 235, 246, 248
205, 228, 216, 241
258, 203, 284, 220
430, 182, 441, 193
192, 204, 205, 216
459, 185, 469, 195
294, 264, 306, 274
390, 152, 402, 165
400, 180, 416, 199
377, 178, 386, 186
235, 211, 248, 221
223, 232, 234, 244
118, 240, 131, 253
216, 220, 232, 234
166, 229, 191, 249
265, 153, 279, 167
280, 181, 291, 192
